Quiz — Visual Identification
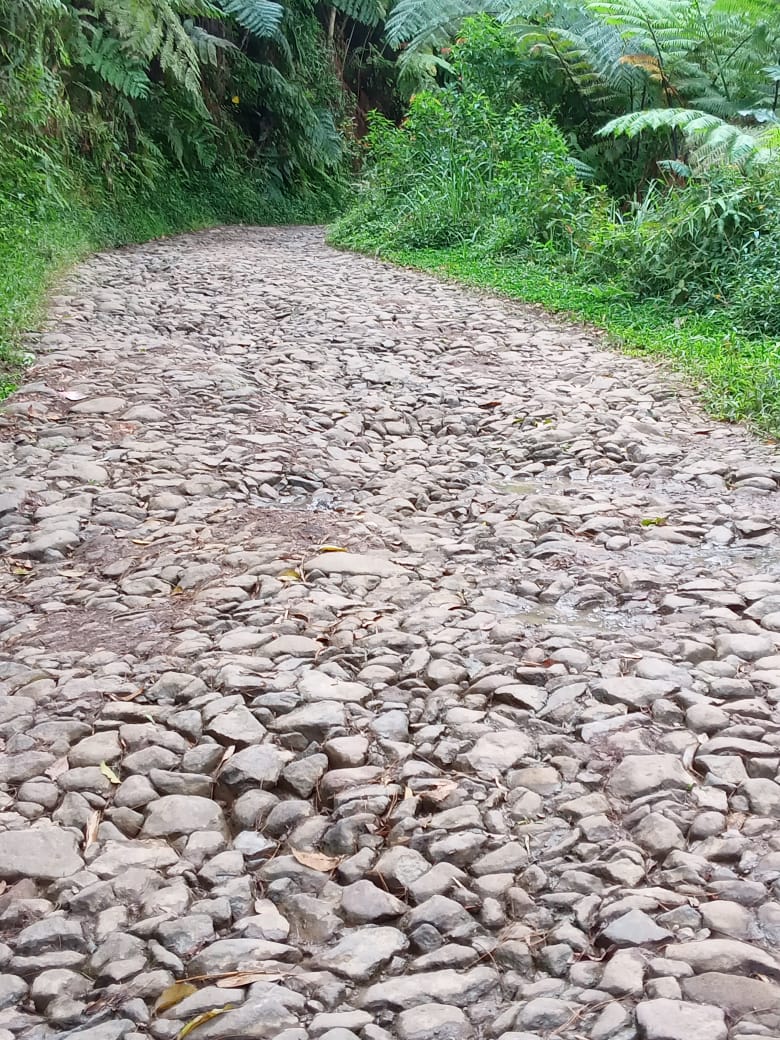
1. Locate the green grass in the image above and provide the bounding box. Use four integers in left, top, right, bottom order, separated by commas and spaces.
0, 161, 336, 398
374, 244, 780, 439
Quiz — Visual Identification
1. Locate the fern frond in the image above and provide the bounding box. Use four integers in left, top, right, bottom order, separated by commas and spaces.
331, 0, 388, 28
599, 104, 778, 167
309, 109, 344, 166
514, 14, 641, 110
386, 0, 511, 49
712, 0, 779, 25
218, 0, 283, 38
588, 0, 700, 60
657, 156, 691, 175
182, 19, 236, 65
76, 27, 151, 98
599, 106, 721, 134
171, 0, 223, 16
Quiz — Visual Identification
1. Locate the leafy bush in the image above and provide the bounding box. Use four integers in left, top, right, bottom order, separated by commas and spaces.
386, 1, 780, 196
575, 165, 780, 332
331, 26, 595, 257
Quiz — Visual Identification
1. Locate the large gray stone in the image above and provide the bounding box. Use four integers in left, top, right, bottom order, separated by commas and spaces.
682, 972, 780, 1014
142, 795, 227, 837
316, 926, 407, 981
635, 998, 726, 1040
220, 746, 287, 791
359, 967, 499, 1010
397, 1004, 472, 1040
607, 755, 691, 799
464, 732, 533, 776
0, 826, 83, 881
665, 939, 780, 979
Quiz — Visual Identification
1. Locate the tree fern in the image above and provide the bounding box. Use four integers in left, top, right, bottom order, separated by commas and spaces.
218, 0, 283, 38
385, 0, 511, 50
587, 0, 700, 61
599, 105, 776, 167
514, 11, 646, 112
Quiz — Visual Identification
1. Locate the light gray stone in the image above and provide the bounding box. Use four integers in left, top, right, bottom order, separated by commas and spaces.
635, 998, 726, 1040
0, 826, 83, 880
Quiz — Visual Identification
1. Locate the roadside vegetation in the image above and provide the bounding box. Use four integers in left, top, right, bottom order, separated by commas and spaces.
329, 1, 780, 434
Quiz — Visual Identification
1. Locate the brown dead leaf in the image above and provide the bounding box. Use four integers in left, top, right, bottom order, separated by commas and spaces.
153, 982, 197, 1015
114, 688, 144, 701
84, 810, 101, 850
215, 971, 288, 988
290, 848, 342, 872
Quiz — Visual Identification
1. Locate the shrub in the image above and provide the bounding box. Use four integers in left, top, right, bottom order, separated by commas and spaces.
330, 57, 594, 258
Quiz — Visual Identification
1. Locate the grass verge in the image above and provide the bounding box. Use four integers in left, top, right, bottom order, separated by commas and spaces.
377, 244, 780, 439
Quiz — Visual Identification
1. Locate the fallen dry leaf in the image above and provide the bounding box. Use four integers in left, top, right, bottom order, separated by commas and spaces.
84, 810, 101, 850
153, 982, 197, 1015
99, 761, 121, 785
215, 971, 288, 987
178, 1007, 233, 1039
216, 745, 236, 774
114, 688, 144, 702
290, 848, 342, 872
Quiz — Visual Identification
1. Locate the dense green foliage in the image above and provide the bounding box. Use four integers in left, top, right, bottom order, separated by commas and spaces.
386, 0, 780, 188
331, 6, 780, 433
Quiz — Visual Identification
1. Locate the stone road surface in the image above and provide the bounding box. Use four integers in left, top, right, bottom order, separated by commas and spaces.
1, 226, 780, 1040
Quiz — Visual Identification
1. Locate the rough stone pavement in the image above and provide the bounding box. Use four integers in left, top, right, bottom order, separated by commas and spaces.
1, 226, 780, 1040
